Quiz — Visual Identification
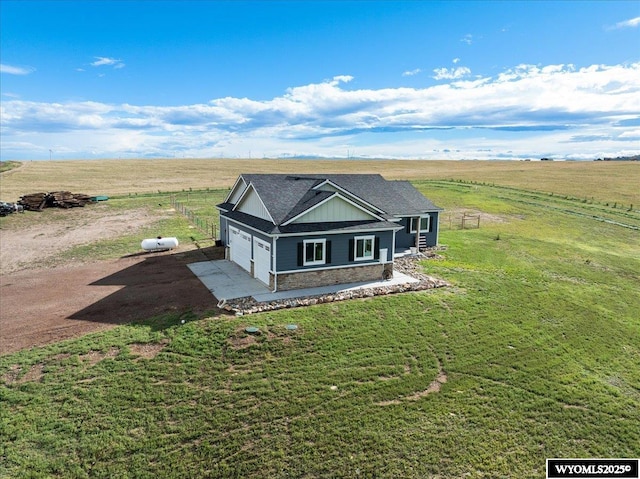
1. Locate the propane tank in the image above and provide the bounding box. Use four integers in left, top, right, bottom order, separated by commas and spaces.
141, 236, 179, 252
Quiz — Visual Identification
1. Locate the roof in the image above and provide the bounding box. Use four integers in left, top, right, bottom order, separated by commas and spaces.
218, 173, 442, 235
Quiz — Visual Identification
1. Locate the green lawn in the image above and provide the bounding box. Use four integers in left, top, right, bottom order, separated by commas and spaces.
1, 182, 639, 478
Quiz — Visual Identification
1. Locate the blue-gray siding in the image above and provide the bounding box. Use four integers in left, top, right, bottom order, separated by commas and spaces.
395, 213, 439, 249
275, 230, 394, 272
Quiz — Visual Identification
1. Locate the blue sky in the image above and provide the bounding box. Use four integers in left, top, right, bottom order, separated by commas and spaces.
1, 1, 639, 160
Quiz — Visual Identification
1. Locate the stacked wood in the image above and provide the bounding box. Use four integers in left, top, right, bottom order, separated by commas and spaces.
47, 191, 93, 208
18, 191, 95, 211
17, 193, 48, 211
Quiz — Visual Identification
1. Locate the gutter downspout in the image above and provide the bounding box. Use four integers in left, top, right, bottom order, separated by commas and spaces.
272, 235, 278, 292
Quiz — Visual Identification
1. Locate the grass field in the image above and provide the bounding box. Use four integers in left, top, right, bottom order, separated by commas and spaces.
1, 159, 639, 208
1, 161, 639, 478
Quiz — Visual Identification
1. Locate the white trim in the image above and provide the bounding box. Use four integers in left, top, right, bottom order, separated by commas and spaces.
354, 235, 375, 261
282, 192, 385, 225
232, 183, 276, 224
303, 238, 326, 266
277, 225, 402, 237
409, 215, 431, 233
224, 175, 248, 203
313, 179, 386, 216
221, 216, 401, 238
272, 236, 278, 292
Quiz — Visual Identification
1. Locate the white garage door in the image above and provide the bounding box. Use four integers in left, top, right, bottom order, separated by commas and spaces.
229, 226, 251, 272
253, 237, 271, 285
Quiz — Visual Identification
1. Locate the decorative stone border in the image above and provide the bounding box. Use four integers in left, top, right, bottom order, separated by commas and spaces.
220, 250, 449, 315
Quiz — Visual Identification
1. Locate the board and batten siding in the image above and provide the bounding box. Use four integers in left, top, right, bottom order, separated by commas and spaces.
275, 230, 394, 272
227, 179, 247, 204
235, 187, 271, 222
292, 196, 375, 223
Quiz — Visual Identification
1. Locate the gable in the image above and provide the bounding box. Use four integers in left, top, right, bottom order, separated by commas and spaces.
220, 174, 443, 230
315, 182, 340, 193
226, 176, 248, 204
289, 195, 379, 224
312, 179, 386, 216
234, 185, 274, 223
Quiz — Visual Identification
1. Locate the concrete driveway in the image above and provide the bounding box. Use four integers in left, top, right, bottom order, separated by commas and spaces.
188, 259, 420, 303
187, 260, 271, 301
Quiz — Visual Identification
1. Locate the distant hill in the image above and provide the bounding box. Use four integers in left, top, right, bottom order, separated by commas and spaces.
597, 155, 640, 161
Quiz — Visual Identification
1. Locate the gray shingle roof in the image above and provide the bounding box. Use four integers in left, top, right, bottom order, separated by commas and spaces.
219, 173, 442, 231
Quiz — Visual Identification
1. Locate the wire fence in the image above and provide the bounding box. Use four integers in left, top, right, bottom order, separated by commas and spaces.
170, 195, 217, 240
441, 213, 481, 230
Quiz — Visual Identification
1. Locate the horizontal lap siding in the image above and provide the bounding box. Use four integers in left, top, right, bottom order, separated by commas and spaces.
425, 212, 439, 246
219, 217, 229, 244
275, 230, 394, 272
395, 213, 439, 248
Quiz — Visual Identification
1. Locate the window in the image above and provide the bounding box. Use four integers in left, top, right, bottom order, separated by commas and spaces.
303, 239, 326, 266
410, 216, 430, 233
354, 235, 375, 261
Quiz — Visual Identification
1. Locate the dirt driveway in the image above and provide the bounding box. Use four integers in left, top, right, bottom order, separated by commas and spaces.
0, 207, 223, 355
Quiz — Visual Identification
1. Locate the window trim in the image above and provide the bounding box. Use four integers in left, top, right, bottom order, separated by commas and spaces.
409, 216, 430, 234
303, 238, 326, 266
354, 235, 375, 261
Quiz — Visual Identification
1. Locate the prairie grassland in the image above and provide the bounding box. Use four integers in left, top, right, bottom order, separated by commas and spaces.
1, 159, 638, 207
1, 178, 638, 478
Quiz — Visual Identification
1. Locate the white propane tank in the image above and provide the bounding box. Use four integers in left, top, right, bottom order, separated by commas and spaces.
141, 236, 179, 252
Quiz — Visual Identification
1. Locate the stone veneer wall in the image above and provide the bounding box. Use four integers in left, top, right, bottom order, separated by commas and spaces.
276, 263, 389, 291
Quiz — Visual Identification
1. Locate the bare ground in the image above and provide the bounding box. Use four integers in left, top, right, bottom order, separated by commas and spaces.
0, 206, 163, 275
0, 207, 222, 355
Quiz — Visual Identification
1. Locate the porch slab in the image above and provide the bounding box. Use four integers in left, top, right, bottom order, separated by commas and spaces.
188, 259, 420, 303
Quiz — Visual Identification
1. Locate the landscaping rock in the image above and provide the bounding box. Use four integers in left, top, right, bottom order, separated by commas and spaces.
222, 253, 449, 315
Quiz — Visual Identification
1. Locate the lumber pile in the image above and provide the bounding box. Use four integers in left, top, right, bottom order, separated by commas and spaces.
18, 193, 48, 211
18, 191, 94, 211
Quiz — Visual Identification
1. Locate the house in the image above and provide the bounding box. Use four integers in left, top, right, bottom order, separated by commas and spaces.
216, 174, 443, 291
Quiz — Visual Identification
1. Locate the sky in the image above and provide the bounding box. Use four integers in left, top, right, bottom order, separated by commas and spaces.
1, 1, 639, 161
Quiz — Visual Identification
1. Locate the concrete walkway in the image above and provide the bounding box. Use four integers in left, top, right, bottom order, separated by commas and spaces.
188, 259, 419, 303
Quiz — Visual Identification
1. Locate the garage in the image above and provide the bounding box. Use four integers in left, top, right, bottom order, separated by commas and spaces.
253, 237, 271, 286
229, 226, 252, 272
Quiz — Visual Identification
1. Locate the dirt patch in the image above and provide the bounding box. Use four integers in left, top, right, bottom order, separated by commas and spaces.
228, 334, 259, 350
442, 208, 521, 227
80, 347, 120, 366
0, 205, 167, 275
2, 363, 44, 385
0, 247, 223, 356
405, 371, 448, 400
377, 357, 448, 406
130, 340, 169, 359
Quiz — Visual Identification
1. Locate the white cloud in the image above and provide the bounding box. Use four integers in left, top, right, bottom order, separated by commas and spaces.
1, 62, 639, 160
452, 58, 460, 64
460, 34, 473, 45
1, 64, 35, 75
91, 57, 125, 69
402, 68, 422, 77
610, 16, 640, 29
432, 66, 471, 80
